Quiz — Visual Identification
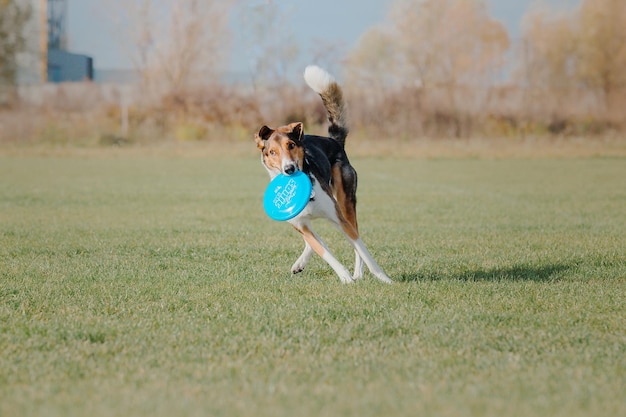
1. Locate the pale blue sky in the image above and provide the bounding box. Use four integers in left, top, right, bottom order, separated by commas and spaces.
65, 0, 580, 73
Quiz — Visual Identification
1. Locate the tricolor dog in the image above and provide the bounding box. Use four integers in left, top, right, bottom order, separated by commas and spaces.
255, 65, 392, 284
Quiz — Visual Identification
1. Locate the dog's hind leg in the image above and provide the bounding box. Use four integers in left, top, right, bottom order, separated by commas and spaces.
291, 241, 314, 274
331, 165, 365, 280
292, 224, 354, 284
331, 211, 393, 284
353, 251, 364, 280
349, 238, 393, 283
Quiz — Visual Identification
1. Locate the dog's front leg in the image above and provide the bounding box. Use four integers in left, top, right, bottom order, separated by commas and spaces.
291, 241, 313, 274
292, 224, 354, 284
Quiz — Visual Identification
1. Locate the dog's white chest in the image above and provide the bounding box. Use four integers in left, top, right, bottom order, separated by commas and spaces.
288, 179, 338, 225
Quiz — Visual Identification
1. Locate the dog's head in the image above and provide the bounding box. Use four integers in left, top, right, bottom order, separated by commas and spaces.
255, 122, 305, 176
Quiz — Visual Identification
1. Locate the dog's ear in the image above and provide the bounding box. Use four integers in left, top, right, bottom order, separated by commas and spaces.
287, 122, 304, 143
255, 125, 273, 150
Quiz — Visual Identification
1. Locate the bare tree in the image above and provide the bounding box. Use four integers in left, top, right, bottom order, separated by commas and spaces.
344, 27, 396, 91
237, 1, 300, 89
309, 38, 346, 78
520, 10, 575, 88
345, 0, 509, 137
518, 7, 579, 121
0, 0, 32, 105
113, 0, 234, 96
576, 0, 626, 116
519, 0, 626, 124
348, 0, 508, 87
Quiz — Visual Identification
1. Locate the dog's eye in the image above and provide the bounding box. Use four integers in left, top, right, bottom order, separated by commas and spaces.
269, 149, 277, 156
287, 142, 295, 150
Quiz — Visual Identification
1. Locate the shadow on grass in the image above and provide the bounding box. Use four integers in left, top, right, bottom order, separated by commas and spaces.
399, 263, 572, 283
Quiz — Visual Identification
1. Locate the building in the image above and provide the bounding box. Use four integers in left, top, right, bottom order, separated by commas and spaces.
17, 0, 93, 84
47, 49, 93, 82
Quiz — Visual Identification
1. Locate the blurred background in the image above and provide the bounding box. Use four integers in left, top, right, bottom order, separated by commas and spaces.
1, 0, 624, 146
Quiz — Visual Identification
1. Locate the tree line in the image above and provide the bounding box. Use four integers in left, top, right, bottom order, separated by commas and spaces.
345, 0, 626, 137
1, 0, 625, 140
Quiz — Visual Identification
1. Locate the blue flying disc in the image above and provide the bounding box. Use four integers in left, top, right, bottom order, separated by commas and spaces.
263, 171, 312, 221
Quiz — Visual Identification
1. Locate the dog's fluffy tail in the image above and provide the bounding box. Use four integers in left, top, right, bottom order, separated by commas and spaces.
304, 65, 349, 146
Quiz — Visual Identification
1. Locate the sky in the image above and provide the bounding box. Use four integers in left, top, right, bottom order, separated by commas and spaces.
65, 0, 581, 75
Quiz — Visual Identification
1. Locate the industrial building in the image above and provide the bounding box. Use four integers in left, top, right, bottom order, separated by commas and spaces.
17, 0, 93, 84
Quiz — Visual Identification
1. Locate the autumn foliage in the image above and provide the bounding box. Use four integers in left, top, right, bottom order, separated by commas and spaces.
2, 0, 626, 143
345, 0, 626, 138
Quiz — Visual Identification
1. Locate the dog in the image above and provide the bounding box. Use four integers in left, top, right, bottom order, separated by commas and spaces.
255, 65, 392, 284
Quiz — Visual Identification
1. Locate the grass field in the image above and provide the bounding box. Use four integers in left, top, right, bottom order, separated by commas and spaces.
1, 150, 625, 417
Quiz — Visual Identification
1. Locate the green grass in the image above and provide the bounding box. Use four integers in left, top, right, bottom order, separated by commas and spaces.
1, 153, 625, 417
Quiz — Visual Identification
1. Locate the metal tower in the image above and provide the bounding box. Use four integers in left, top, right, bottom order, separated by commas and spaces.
47, 0, 67, 50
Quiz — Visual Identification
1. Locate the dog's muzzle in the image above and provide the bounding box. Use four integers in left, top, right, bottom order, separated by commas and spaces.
283, 164, 297, 175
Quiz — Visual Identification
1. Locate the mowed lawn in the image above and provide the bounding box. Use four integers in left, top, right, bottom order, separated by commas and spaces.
1, 152, 624, 417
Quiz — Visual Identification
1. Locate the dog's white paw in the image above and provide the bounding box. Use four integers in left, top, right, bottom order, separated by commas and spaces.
340, 275, 356, 284
291, 261, 306, 274
374, 272, 394, 284
338, 270, 356, 284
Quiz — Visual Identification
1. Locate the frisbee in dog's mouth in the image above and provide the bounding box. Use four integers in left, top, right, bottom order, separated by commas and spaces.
263, 171, 312, 221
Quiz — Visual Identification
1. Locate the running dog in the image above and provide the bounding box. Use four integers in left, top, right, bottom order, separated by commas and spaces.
255, 65, 392, 284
